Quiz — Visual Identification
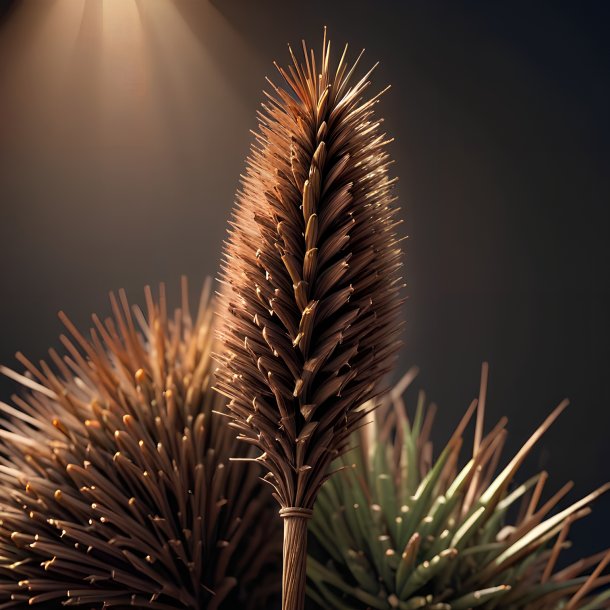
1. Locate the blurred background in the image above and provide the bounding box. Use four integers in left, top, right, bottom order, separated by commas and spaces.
0, 0, 608, 560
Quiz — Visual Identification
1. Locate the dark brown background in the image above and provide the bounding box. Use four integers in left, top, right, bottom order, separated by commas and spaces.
0, 0, 608, 564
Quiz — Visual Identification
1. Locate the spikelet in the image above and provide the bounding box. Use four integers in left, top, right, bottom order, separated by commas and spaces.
0, 278, 281, 609
215, 30, 404, 610
308, 364, 610, 610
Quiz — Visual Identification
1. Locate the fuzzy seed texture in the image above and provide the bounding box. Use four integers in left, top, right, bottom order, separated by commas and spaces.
216, 31, 404, 512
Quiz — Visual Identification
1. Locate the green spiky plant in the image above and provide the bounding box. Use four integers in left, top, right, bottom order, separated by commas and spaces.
308, 364, 610, 610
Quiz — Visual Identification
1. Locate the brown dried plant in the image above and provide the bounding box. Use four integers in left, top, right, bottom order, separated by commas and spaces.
216, 30, 404, 610
0, 278, 281, 609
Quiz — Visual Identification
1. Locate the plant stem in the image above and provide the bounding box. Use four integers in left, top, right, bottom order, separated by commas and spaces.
281, 510, 311, 610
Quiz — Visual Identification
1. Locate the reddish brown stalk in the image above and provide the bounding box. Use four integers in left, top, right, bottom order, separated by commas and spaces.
216, 29, 404, 610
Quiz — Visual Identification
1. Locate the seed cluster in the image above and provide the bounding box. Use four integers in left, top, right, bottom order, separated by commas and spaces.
216, 31, 404, 512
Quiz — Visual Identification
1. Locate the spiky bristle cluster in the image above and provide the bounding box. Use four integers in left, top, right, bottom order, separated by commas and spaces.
216, 31, 404, 511
0, 279, 281, 609
308, 365, 610, 610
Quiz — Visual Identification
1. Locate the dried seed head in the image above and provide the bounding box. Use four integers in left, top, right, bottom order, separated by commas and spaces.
0, 278, 281, 609
308, 365, 610, 609
216, 31, 404, 511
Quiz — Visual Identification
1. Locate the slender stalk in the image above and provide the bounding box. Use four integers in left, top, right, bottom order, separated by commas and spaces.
280, 508, 312, 610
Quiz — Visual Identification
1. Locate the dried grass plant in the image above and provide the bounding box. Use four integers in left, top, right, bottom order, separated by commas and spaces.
0, 278, 281, 609
216, 30, 404, 610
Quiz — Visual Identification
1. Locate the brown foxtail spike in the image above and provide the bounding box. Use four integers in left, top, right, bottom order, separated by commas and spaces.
216, 29, 404, 610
